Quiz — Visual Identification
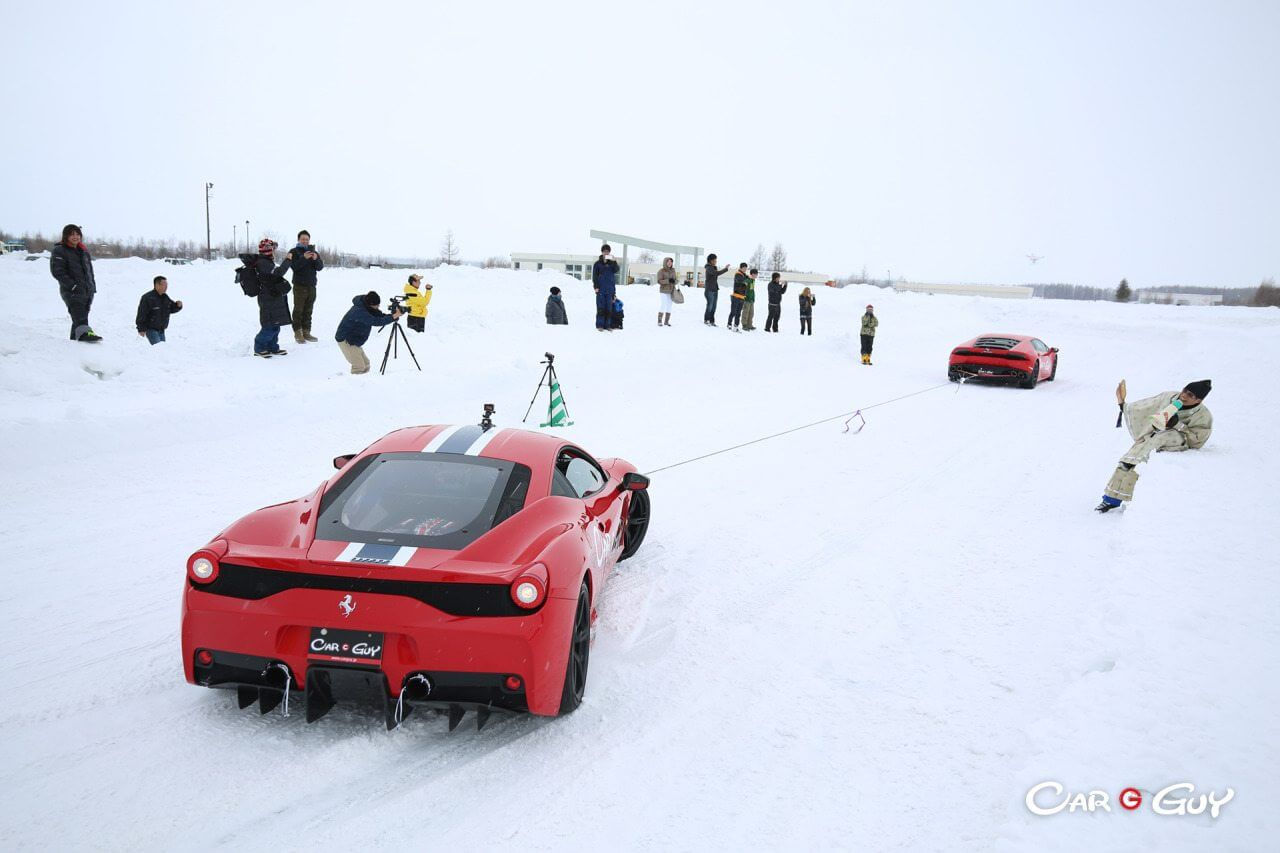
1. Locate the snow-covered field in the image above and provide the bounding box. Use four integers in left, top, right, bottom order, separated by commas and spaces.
1, 254, 1276, 851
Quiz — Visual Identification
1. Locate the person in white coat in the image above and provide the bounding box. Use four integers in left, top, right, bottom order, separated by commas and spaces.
1096, 379, 1213, 512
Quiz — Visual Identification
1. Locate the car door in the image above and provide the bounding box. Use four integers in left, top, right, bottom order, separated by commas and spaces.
554, 447, 625, 592
1030, 339, 1050, 377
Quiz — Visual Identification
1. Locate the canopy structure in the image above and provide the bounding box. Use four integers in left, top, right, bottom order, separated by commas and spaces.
589, 229, 704, 288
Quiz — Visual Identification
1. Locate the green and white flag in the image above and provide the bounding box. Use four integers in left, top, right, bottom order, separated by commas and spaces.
540, 381, 573, 427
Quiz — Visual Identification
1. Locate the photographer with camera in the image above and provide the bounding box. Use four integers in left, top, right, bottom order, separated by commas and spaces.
278, 229, 324, 344
403, 273, 432, 332
591, 244, 620, 331
334, 291, 402, 375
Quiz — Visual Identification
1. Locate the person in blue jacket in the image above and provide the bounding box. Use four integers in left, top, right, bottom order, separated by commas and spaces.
334, 291, 402, 374
591, 244, 619, 331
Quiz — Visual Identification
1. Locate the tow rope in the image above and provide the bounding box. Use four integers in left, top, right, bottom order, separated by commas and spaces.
643, 381, 958, 476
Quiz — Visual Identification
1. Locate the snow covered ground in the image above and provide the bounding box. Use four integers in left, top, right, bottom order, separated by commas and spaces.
1, 254, 1276, 851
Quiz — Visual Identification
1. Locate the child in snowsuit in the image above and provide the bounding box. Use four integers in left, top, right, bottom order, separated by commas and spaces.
403, 274, 432, 333
546, 286, 568, 324
1095, 379, 1213, 512
611, 297, 625, 329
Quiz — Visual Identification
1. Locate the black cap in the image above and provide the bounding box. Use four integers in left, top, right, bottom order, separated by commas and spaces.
1183, 379, 1212, 399
365, 291, 381, 307
550, 286, 561, 295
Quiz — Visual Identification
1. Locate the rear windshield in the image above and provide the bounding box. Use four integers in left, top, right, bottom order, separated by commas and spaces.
317, 452, 531, 551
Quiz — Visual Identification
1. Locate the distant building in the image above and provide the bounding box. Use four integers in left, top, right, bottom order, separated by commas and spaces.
894, 282, 1033, 299
510, 252, 831, 287
3, 240, 26, 254
1137, 291, 1223, 306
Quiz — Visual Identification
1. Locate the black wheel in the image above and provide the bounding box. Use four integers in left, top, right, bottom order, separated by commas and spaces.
948, 367, 961, 382
618, 490, 650, 561
1047, 355, 1057, 381
557, 582, 591, 715
1021, 360, 1039, 389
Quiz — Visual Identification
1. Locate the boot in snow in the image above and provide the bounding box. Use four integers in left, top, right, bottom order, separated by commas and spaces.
303, 329, 318, 342
1094, 496, 1124, 513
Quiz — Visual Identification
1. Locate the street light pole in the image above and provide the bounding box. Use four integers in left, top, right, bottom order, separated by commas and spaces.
205, 182, 213, 261
233, 224, 237, 256
245, 220, 250, 253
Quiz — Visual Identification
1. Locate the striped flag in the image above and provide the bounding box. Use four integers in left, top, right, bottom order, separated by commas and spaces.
540, 381, 573, 427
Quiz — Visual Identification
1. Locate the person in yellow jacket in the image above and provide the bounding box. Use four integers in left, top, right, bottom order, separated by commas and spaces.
403, 274, 432, 333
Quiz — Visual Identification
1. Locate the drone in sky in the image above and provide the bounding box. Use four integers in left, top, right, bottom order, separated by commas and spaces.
1026, 254, 1043, 264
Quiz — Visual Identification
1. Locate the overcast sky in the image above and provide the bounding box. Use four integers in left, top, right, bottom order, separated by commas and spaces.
3, 0, 1276, 287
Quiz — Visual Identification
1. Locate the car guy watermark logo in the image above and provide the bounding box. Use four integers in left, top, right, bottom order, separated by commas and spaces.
338, 594, 357, 618
1026, 781, 1234, 819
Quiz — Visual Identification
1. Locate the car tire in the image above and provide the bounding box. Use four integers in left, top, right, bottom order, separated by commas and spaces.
618, 490, 650, 561
1047, 355, 1057, 381
557, 581, 591, 715
948, 367, 961, 382
1022, 360, 1039, 389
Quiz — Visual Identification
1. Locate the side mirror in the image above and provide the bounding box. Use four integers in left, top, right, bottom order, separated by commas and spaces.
333, 453, 356, 470
617, 472, 650, 492
1050, 347, 1059, 353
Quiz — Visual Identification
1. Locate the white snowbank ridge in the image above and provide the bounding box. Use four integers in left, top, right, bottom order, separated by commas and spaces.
0, 254, 1276, 851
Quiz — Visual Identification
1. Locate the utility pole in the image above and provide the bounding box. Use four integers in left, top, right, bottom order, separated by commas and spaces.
233, 224, 237, 256
205, 182, 214, 261
245, 220, 250, 253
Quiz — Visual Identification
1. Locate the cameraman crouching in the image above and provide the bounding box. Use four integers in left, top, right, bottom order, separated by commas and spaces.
334, 291, 402, 375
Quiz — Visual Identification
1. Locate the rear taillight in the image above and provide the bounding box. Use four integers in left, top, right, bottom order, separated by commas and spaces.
510, 563, 549, 609
187, 549, 221, 584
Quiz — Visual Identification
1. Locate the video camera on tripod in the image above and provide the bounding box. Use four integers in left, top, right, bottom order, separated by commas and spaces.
375, 295, 420, 375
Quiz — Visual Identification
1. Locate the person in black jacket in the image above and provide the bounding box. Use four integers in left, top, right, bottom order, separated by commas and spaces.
49, 224, 101, 342
591, 244, 620, 331
545, 286, 568, 325
703, 253, 730, 326
334, 291, 402, 374
799, 287, 817, 335
728, 263, 749, 331
764, 273, 787, 332
135, 276, 183, 344
251, 238, 292, 357
278, 229, 324, 344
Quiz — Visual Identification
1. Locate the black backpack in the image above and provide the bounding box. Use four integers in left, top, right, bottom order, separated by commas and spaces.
235, 254, 261, 297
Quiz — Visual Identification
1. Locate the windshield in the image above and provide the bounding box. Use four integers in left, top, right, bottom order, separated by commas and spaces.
317, 453, 531, 551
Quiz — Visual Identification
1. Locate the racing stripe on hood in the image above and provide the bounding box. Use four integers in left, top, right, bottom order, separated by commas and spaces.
436, 424, 484, 454
465, 427, 506, 456
421, 424, 464, 453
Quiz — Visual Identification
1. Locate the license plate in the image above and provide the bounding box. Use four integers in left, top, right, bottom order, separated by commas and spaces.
308, 627, 384, 667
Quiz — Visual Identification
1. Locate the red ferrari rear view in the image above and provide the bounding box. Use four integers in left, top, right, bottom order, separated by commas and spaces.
947, 333, 1058, 388
181, 423, 651, 730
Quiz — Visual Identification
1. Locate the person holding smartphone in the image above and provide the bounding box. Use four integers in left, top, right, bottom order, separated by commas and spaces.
703, 253, 730, 326
591, 244, 620, 331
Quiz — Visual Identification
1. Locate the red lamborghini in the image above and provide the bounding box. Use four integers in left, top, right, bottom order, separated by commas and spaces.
181, 421, 651, 730
948, 333, 1058, 388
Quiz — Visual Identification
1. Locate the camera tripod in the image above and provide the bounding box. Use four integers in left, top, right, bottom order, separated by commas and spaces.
522, 354, 573, 426
377, 318, 421, 375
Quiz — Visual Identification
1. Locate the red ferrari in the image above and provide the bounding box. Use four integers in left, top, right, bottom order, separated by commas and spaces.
181, 420, 651, 730
948, 333, 1058, 388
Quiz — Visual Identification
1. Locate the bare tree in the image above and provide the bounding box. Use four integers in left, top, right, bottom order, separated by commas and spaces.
769, 243, 787, 272
484, 256, 512, 269
636, 249, 654, 264
440, 229, 460, 265
749, 243, 766, 271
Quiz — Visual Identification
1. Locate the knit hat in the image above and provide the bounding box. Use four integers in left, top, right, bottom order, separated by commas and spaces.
550, 286, 561, 295
364, 291, 381, 308
866, 304, 874, 310
1183, 379, 1212, 400
258, 238, 277, 256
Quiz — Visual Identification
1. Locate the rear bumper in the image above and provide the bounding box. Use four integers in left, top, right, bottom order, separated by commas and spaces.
948, 359, 1032, 380
181, 585, 574, 717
